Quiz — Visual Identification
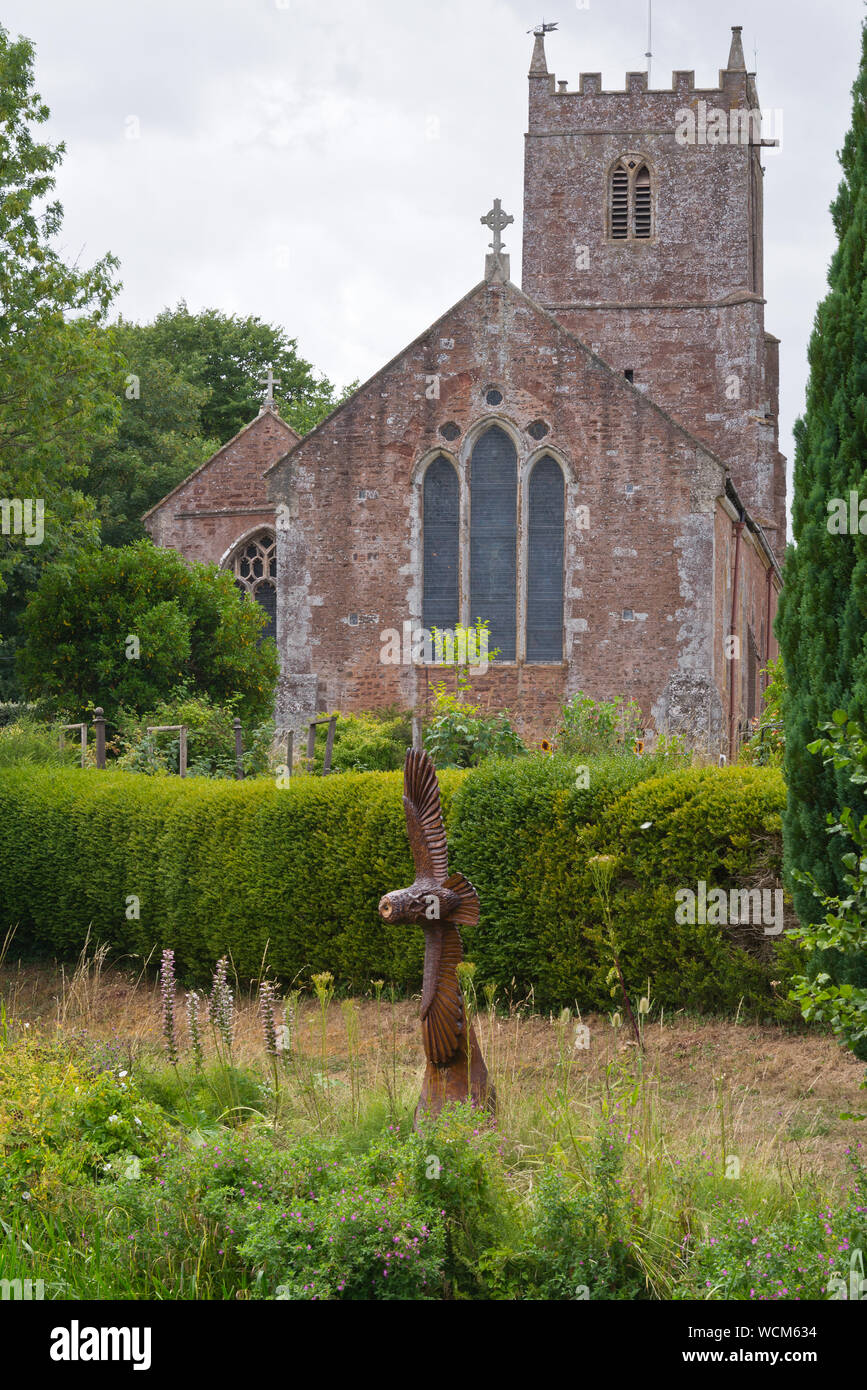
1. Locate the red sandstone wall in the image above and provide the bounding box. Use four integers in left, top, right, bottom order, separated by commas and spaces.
143, 409, 298, 568
269, 279, 743, 745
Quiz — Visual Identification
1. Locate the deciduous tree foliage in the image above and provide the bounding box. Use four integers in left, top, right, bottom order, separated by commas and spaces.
0, 25, 121, 585
83, 322, 219, 548
16, 541, 279, 725
125, 303, 354, 443
776, 21, 867, 1022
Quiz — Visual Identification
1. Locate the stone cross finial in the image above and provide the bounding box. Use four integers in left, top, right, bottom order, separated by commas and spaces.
260, 367, 279, 411
480, 198, 514, 256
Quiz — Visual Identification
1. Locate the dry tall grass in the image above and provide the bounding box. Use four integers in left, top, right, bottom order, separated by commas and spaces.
1, 943, 862, 1198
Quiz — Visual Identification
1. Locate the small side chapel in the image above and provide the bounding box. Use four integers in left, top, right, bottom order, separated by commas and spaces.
145, 25, 785, 752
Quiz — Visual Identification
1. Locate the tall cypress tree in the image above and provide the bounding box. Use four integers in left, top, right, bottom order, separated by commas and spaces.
777, 20, 867, 997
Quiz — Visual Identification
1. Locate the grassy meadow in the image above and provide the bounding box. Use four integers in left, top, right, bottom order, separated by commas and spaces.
1, 936, 864, 1301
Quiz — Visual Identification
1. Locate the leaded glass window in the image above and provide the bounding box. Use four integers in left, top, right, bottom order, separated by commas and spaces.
422, 456, 459, 634
527, 456, 564, 661
233, 531, 277, 642
470, 426, 517, 661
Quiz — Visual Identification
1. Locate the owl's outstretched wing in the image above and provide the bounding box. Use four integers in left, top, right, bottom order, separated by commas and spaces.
420, 923, 466, 1065
402, 748, 449, 884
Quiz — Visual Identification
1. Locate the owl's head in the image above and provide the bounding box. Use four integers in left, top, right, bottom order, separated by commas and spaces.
378, 887, 435, 925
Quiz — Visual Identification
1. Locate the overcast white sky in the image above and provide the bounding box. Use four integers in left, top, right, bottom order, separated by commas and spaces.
2, 0, 863, 526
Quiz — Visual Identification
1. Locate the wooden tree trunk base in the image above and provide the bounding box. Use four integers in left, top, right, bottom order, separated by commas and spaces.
414, 1020, 496, 1125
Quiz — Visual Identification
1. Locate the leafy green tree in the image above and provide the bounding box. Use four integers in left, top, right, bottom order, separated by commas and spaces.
83, 322, 219, 548
16, 540, 278, 725
126, 303, 354, 443
776, 19, 867, 1036
0, 23, 121, 687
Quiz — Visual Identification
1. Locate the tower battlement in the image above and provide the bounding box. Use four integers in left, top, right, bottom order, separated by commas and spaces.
522, 23, 785, 552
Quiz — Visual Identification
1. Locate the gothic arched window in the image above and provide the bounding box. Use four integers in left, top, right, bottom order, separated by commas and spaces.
526, 455, 565, 662
422, 456, 459, 635
470, 425, 517, 661
232, 530, 277, 642
610, 157, 653, 240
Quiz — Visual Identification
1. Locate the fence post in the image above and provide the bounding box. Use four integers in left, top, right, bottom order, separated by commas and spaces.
323, 716, 337, 774
179, 726, 188, 778
233, 717, 244, 780
60, 723, 88, 768
306, 720, 317, 773
412, 715, 423, 751
93, 708, 106, 769
286, 729, 294, 778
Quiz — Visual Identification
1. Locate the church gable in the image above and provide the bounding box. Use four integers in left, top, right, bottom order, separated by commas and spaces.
267, 272, 732, 738
143, 406, 298, 569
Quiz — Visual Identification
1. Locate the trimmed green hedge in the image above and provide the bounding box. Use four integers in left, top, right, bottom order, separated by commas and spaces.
449, 759, 798, 1019
0, 756, 797, 1018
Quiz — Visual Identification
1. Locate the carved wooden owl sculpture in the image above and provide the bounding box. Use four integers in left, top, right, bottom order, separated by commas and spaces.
379, 748, 494, 1120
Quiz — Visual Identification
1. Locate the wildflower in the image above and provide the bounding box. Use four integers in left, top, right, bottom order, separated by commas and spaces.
259, 979, 279, 1059
311, 971, 334, 1003
186, 990, 204, 1071
159, 948, 180, 1066
209, 956, 236, 1052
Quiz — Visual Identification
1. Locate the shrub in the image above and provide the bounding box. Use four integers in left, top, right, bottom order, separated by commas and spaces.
423, 682, 525, 768
788, 714, 867, 1059
0, 756, 795, 1017
0, 1036, 171, 1212
0, 763, 462, 987
556, 690, 645, 759
448, 756, 798, 1018
16, 539, 278, 725
0, 718, 82, 769
91, 1108, 514, 1300
306, 710, 412, 774
738, 657, 785, 768
675, 1148, 867, 1299
115, 691, 274, 778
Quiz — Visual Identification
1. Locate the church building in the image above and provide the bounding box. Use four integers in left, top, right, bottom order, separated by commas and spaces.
144, 25, 785, 754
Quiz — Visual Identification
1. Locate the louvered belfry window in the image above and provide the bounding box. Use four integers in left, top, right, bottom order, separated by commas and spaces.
233, 531, 277, 642
470, 426, 517, 661
610, 157, 653, 240
422, 455, 460, 634
527, 456, 565, 662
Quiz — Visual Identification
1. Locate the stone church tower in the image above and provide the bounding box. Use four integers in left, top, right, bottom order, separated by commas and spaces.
522, 25, 786, 551
146, 24, 784, 754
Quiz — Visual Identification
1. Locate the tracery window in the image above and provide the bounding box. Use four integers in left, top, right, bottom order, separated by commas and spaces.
470, 425, 518, 661
232, 531, 277, 642
422, 456, 460, 635
526, 455, 565, 662
421, 427, 566, 664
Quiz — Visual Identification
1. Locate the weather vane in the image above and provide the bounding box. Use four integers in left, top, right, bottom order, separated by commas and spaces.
527, 20, 558, 36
